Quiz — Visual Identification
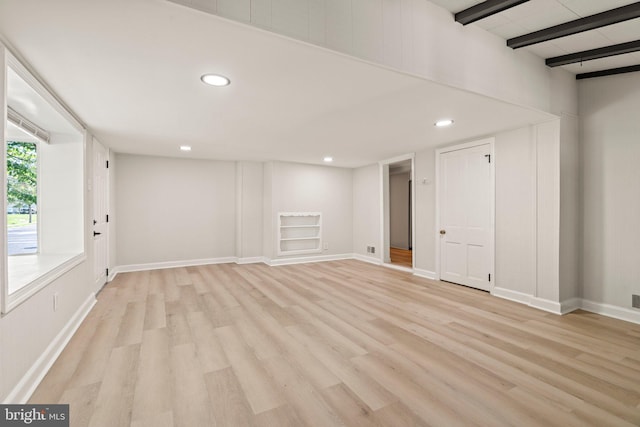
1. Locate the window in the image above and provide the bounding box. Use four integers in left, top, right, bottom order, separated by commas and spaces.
2, 50, 85, 313
6, 141, 38, 256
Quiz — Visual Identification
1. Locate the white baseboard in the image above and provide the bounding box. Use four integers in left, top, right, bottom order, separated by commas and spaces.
491, 287, 532, 305
381, 263, 413, 273
560, 297, 581, 314
113, 257, 238, 278
581, 299, 640, 324
529, 297, 562, 315
236, 256, 266, 265
3, 293, 96, 404
352, 253, 382, 265
413, 268, 436, 280
491, 289, 640, 323
491, 287, 563, 314
267, 253, 353, 266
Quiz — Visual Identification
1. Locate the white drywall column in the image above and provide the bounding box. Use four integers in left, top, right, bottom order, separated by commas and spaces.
535, 120, 561, 306
235, 161, 264, 261
262, 162, 274, 260
559, 113, 580, 304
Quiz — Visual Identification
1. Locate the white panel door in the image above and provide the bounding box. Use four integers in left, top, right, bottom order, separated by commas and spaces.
439, 142, 493, 291
93, 139, 109, 291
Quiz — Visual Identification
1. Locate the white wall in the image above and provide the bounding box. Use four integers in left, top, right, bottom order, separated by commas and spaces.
580, 72, 640, 311
39, 141, 84, 254
390, 171, 410, 249
353, 164, 380, 258
268, 161, 353, 259
170, 0, 576, 116
115, 154, 236, 266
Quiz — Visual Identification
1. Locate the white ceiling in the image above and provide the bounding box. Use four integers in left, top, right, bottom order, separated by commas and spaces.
0, 0, 554, 168
430, 0, 640, 75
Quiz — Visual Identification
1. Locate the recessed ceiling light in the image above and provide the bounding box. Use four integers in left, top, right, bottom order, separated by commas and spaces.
435, 119, 454, 127
180, 145, 192, 151
323, 156, 333, 163
201, 74, 230, 87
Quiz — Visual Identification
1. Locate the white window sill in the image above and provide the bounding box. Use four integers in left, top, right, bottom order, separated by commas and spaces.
3, 252, 85, 313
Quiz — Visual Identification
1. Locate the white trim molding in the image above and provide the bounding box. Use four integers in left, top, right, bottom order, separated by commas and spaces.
529, 297, 562, 315
236, 256, 267, 265
581, 299, 640, 325
352, 254, 382, 265
560, 297, 581, 314
267, 253, 353, 267
111, 257, 238, 279
491, 287, 563, 315
413, 268, 436, 280
3, 293, 96, 404
490, 290, 640, 323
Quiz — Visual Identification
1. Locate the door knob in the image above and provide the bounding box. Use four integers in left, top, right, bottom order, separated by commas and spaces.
440, 230, 446, 235
93, 231, 102, 236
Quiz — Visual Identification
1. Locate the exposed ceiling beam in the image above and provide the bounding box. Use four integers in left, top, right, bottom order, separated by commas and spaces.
576, 64, 640, 80
508, 2, 640, 49
455, 0, 530, 25
546, 39, 640, 67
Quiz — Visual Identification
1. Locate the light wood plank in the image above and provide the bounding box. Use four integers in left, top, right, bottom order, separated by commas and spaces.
215, 325, 286, 414
170, 343, 213, 427
131, 328, 171, 422
204, 368, 256, 427
88, 344, 140, 427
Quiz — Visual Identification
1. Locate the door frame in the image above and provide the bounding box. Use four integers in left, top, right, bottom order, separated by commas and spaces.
92, 137, 110, 291
435, 138, 495, 290
379, 153, 415, 270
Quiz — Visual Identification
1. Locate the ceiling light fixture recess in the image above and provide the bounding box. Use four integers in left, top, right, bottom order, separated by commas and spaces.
180, 145, 192, 151
323, 156, 333, 163
435, 119, 454, 127
201, 73, 231, 87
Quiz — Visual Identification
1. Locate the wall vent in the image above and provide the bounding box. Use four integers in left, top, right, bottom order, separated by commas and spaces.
7, 106, 51, 144
632, 294, 640, 309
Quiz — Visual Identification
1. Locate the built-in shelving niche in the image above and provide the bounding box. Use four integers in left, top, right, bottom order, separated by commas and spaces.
277, 212, 322, 256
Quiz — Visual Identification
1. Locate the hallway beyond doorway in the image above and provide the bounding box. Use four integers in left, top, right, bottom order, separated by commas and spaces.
390, 247, 412, 268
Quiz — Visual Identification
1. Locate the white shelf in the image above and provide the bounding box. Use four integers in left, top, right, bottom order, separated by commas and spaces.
278, 212, 322, 256
280, 237, 321, 241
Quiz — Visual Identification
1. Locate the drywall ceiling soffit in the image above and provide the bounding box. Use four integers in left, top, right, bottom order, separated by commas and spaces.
439, 0, 640, 79
0, 0, 554, 168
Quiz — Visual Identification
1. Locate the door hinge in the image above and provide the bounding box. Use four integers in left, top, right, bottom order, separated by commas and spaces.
488, 273, 491, 282
106, 268, 109, 277
106, 160, 109, 168
106, 214, 109, 223
484, 154, 491, 163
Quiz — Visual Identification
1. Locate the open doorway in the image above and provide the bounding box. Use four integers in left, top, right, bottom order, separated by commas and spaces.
381, 155, 414, 271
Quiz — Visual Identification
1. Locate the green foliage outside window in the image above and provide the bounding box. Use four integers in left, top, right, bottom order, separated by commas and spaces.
6, 141, 37, 222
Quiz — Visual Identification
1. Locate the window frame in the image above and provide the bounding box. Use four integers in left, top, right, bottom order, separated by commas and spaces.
1, 47, 87, 314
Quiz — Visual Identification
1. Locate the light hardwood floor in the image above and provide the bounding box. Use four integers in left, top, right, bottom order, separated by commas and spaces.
390, 248, 412, 268
30, 260, 640, 426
